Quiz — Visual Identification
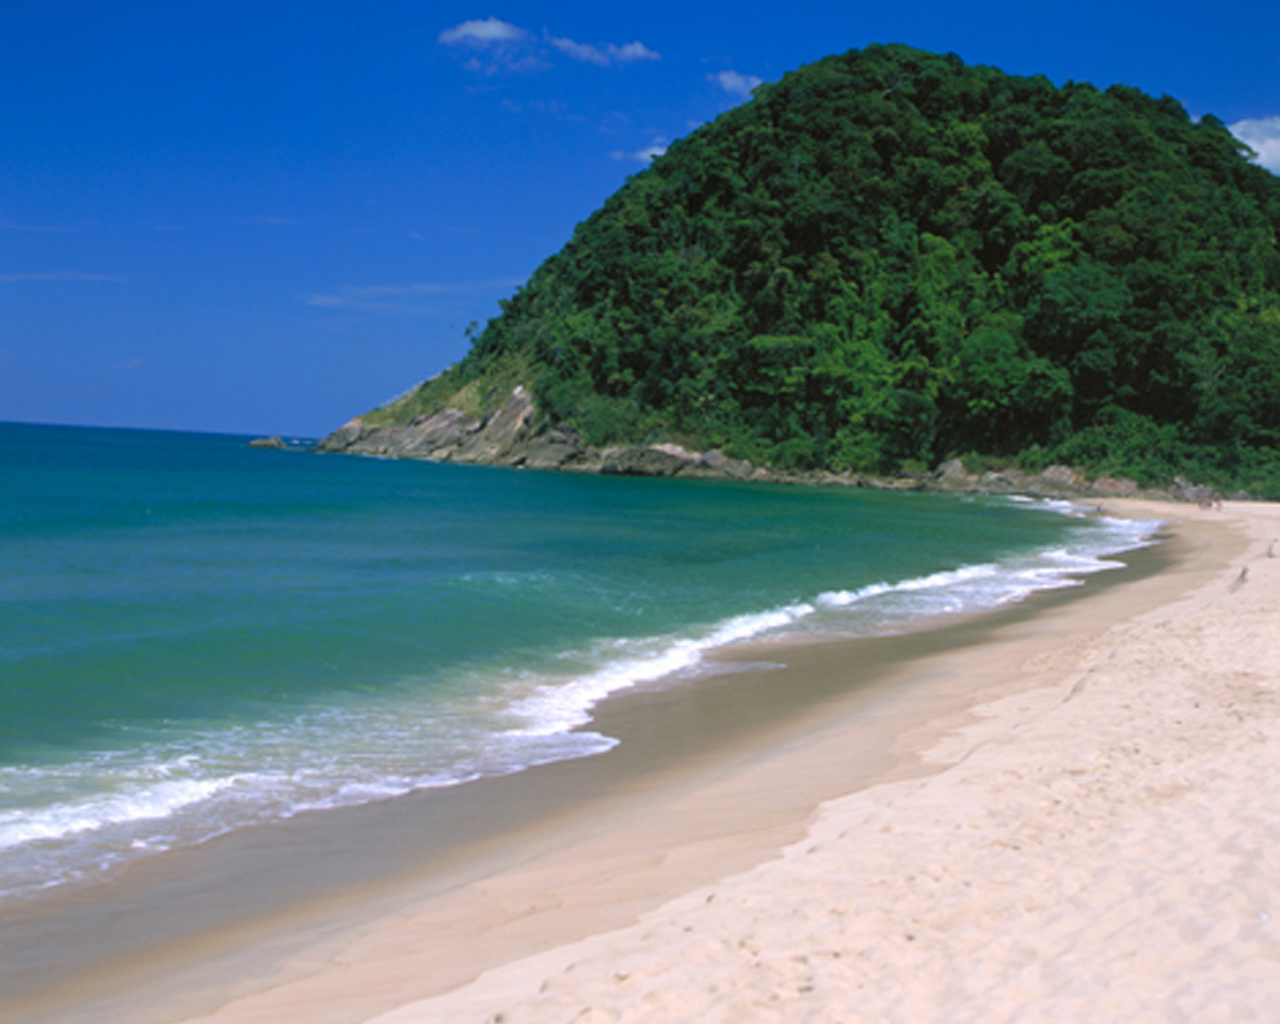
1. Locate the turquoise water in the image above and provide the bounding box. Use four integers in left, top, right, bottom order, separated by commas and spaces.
0, 422, 1161, 899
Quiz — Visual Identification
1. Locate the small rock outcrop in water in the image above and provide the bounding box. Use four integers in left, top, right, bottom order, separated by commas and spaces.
248, 436, 288, 449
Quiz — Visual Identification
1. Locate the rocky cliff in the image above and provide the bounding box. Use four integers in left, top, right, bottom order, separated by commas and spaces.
315, 386, 1226, 501
316, 386, 756, 480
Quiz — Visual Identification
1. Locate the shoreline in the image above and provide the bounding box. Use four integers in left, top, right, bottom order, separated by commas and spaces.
379, 498, 1277, 1023
4, 499, 1260, 1022
315, 389, 1233, 506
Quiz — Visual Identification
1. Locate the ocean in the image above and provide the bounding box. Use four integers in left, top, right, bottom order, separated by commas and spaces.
0, 421, 1162, 904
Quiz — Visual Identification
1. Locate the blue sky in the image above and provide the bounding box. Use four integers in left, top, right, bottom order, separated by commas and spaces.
3, 1, 1278, 437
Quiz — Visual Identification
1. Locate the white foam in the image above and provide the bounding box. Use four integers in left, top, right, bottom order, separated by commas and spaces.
504, 602, 816, 736
503, 499, 1164, 744
0, 776, 233, 851
817, 563, 1000, 607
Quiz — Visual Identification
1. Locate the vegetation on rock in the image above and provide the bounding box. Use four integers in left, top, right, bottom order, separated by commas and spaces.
366, 44, 1280, 496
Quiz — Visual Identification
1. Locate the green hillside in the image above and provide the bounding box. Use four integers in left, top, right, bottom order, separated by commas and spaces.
369, 44, 1280, 495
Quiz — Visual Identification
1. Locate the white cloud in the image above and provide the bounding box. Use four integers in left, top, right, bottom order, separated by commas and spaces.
440, 20, 658, 73
438, 17, 527, 47
612, 142, 667, 163
1229, 116, 1280, 173
439, 17, 537, 74
712, 70, 763, 101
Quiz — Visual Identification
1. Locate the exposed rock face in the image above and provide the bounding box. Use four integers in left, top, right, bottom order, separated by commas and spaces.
248, 436, 287, 449
315, 387, 761, 482
929, 459, 1172, 498
316, 388, 1221, 501
932, 458, 1095, 497
317, 387, 542, 464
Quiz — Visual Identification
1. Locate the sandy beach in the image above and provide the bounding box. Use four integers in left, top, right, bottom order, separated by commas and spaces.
382, 499, 1277, 1024
10, 498, 1280, 1024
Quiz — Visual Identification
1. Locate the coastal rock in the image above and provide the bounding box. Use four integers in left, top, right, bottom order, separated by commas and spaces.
316, 392, 1203, 501
450, 387, 537, 464
1092, 475, 1140, 497
978, 470, 1020, 492
402, 408, 484, 457
511, 424, 597, 471
927, 458, 1147, 499
248, 436, 287, 449
600, 445, 695, 477
315, 419, 380, 453
316, 389, 765, 484
930, 459, 1037, 495
1038, 465, 1082, 490
933, 459, 975, 492
315, 388, 538, 464
1166, 476, 1218, 503
693, 450, 755, 481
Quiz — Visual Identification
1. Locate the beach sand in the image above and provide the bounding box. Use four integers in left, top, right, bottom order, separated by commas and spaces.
11, 499, 1280, 1023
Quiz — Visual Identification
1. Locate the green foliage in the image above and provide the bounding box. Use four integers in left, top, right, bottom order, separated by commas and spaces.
383, 44, 1280, 492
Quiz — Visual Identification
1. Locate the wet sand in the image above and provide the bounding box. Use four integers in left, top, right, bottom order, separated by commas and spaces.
6, 499, 1268, 1023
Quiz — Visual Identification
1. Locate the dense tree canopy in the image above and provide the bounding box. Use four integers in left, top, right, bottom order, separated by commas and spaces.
376, 44, 1280, 494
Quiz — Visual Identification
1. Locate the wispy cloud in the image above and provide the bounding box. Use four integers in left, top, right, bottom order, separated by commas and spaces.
0, 272, 126, 283
548, 35, 611, 67
548, 35, 660, 67
1230, 116, 1280, 173
711, 70, 763, 101
439, 18, 660, 75
612, 141, 667, 163
305, 280, 522, 316
607, 42, 661, 64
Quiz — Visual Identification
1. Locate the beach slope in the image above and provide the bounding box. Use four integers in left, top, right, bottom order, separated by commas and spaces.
359, 500, 1280, 1023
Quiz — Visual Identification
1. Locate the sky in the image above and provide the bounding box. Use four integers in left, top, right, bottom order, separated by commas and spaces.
3, 1, 1279, 438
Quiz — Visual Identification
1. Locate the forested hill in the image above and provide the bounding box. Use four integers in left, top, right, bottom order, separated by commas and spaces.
350, 44, 1280, 495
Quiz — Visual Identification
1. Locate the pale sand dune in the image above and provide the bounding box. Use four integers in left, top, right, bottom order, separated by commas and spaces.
362, 501, 1280, 1024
